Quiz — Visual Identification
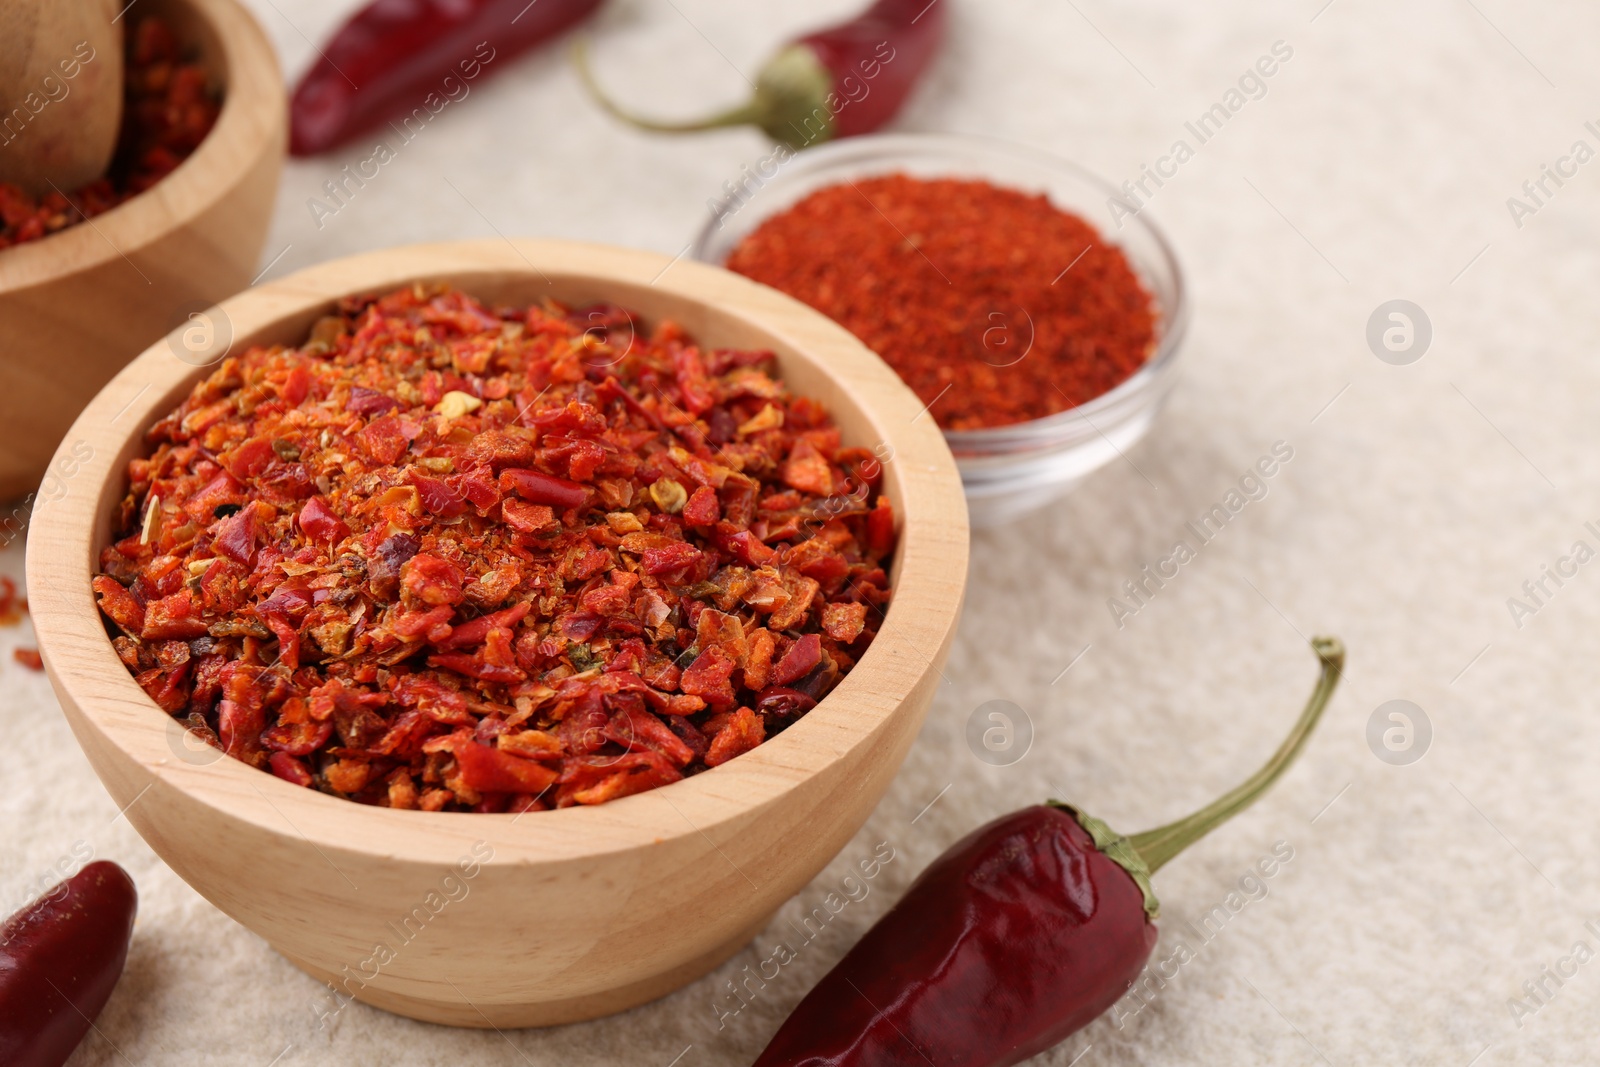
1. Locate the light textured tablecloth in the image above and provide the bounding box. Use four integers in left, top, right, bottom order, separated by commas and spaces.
5, 1, 1598, 1063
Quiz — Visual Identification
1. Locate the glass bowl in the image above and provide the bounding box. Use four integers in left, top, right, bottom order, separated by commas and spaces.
689, 133, 1189, 527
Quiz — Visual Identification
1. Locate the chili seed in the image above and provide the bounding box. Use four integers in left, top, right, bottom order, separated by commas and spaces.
435, 390, 483, 418
650, 478, 688, 514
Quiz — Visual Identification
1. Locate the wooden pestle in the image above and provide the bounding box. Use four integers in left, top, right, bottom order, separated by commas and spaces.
0, 0, 123, 195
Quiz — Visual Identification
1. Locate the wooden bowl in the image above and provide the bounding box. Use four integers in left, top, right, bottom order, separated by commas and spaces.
0, 0, 284, 501
26, 240, 969, 1027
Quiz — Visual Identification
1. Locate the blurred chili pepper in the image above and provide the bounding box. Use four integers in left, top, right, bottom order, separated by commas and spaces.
290, 0, 606, 156
752, 637, 1345, 1067
0, 861, 138, 1067
575, 0, 945, 149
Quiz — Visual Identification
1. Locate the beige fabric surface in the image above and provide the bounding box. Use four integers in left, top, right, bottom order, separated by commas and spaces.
4, 0, 1597, 1063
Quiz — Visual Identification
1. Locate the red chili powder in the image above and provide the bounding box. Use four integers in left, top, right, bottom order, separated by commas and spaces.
0, 18, 221, 251
725, 174, 1158, 431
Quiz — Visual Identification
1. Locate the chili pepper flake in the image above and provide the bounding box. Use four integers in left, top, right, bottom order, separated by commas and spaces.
0, 578, 42, 669
0, 576, 26, 626
95, 285, 895, 811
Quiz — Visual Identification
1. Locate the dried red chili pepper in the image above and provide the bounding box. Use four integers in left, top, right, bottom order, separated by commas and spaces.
753, 637, 1344, 1067
0, 861, 138, 1067
575, 0, 944, 149
289, 0, 605, 156
96, 285, 894, 812
0, 18, 219, 251
726, 174, 1158, 430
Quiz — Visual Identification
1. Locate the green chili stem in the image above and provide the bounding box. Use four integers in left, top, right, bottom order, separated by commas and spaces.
571, 40, 765, 133
1127, 636, 1345, 874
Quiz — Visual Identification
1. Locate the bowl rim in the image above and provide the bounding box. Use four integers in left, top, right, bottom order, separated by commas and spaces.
0, 0, 283, 293
25, 238, 969, 869
689, 131, 1190, 450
